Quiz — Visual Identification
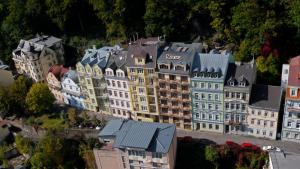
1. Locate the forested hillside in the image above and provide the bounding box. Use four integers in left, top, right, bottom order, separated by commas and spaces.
1, 0, 300, 84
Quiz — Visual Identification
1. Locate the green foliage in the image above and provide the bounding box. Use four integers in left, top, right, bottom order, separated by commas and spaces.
25, 83, 55, 114
256, 55, 280, 85
0, 86, 12, 117
205, 145, 220, 169
15, 135, 32, 155
67, 108, 77, 126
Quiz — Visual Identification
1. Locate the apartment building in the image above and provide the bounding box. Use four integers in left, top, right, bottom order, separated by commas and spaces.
12, 35, 64, 82
224, 60, 256, 134
105, 51, 133, 119
282, 56, 300, 142
192, 51, 233, 133
61, 70, 85, 109
247, 85, 282, 140
46, 65, 69, 102
281, 64, 289, 89
126, 38, 165, 122
157, 42, 202, 130
94, 119, 177, 169
76, 45, 122, 113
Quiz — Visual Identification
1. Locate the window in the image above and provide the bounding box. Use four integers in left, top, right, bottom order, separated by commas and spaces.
106, 80, 111, 86
251, 119, 254, 124
236, 93, 240, 99
138, 78, 144, 84
236, 104, 240, 110
257, 120, 260, 125
126, 102, 130, 108
202, 123, 206, 128
112, 80, 115, 87
137, 69, 143, 73
200, 83, 205, 88
141, 106, 148, 111
208, 104, 212, 110
263, 131, 266, 136
139, 88, 144, 93
216, 115, 219, 121
140, 97, 146, 102
215, 84, 219, 89
108, 90, 112, 96
130, 68, 135, 73
209, 114, 212, 120
215, 104, 219, 110
296, 123, 300, 128
152, 153, 162, 159
242, 104, 246, 110
125, 92, 129, 98
224, 103, 229, 109
195, 103, 199, 109
264, 121, 267, 126
114, 91, 117, 96
256, 129, 260, 134
148, 69, 154, 74
269, 132, 273, 137
202, 104, 205, 109
225, 92, 229, 98
209, 124, 212, 129
123, 82, 127, 88
195, 93, 199, 99
119, 92, 123, 98
128, 150, 146, 158
225, 114, 230, 120
270, 121, 274, 127
201, 93, 205, 99
110, 100, 114, 105
196, 113, 200, 118
208, 94, 212, 100
288, 121, 292, 127
264, 111, 268, 117
291, 88, 297, 96
116, 100, 119, 106
117, 81, 121, 87
215, 94, 219, 100
286, 132, 290, 138
208, 83, 212, 89
271, 112, 275, 117
202, 114, 205, 119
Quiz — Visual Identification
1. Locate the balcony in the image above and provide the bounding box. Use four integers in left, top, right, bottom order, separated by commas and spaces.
182, 98, 191, 102
158, 78, 166, 82
287, 107, 300, 113
181, 80, 189, 85
182, 90, 189, 94
169, 79, 179, 84
182, 107, 192, 111
224, 120, 242, 125
183, 114, 192, 119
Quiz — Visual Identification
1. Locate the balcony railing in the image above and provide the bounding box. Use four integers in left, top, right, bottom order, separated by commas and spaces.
287, 107, 300, 113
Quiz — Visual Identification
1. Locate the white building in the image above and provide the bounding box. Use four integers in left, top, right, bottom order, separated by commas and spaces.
12, 35, 64, 82
281, 64, 289, 89
61, 70, 85, 109
105, 51, 133, 119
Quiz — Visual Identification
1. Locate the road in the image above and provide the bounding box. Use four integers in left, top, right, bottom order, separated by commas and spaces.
177, 129, 300, 154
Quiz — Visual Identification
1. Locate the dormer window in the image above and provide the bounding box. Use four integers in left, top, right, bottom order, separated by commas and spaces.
138, 59, 143, 63
239, 82, 246, 87
230, 81, 235, 86
291, 88, 297, 97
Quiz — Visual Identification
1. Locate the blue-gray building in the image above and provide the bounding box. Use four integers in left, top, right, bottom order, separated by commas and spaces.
191, 51, 233, 133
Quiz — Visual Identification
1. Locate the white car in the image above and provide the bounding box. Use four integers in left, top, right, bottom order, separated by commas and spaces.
96, 126, 101, 130
262, 146, 274, 151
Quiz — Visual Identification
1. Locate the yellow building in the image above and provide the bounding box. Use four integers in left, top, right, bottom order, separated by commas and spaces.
12, 35, 64, 82
76, 45, 122, 113
126, 38, 165, 122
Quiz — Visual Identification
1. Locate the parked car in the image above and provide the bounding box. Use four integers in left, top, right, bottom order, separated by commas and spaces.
262, 145, 274, 151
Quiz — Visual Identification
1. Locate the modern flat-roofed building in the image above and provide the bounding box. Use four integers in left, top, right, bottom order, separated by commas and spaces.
191, 51, 233, 133
268, 151, 300, 169
126, 38, 165, 122
12, 35, 64, 82
224, 60, 256, 134
105, 50, 133, 119
282, 56, 300, 142
247, 85, 282, 140
157, 42, 202, 130
76, 45, 122, 113
94, 119, 177, 169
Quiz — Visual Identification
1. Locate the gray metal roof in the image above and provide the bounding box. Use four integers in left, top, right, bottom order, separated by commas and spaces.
126, 38, 165, 68
225, 60, 256, 88
98, 119, 176, 153
157, 42, 202, 75
80, 45, 122, 69
249, 85, 282, 111
29, 35, 61, 47
106, 51, 128, 72
192, 53, 233, 80
63, 70, 79, 83
269, 151, 300, 169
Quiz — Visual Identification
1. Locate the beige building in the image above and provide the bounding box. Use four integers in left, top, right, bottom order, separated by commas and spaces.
76, 45, 122, 113
94, 119, 177, 169
46, 65, 69, 102
12, 35, 64, 82
247, 85, 282, 140
126, 38, 165, 122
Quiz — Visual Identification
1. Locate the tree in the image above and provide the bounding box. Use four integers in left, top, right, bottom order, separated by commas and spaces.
0, 86, 12, 118
67, 108, 77, 126
25, 83, 55, 114
15, 135, 32, 155
10, 75, 32, 114
205, 145, 220, 169
256, 54, 280, 85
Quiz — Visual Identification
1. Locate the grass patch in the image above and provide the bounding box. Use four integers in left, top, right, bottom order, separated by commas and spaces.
25, 114, 68, 131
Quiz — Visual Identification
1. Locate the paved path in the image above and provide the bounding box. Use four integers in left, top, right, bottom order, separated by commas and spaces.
177, 129, 300, 154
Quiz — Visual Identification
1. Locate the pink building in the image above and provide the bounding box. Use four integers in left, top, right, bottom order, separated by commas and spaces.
46, 65, 69, 102
94, 119, 177, 169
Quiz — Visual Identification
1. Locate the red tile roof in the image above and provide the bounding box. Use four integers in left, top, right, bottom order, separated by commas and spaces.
288, 56, 300, 87
48, 65, 69, 81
